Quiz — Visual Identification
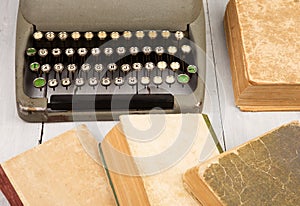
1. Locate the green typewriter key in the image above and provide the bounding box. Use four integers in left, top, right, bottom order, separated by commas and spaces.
129, 47, 139, 56
128, 77, 137, 86
143, 46, 152, 55
65, 48, 75, 57
52, 48, 62, 57
187, 65, 198, 74
123, 31, 132, 40
133, 63, 142, 71
155, 46, 164, 56
58, 32, 68, 41
166, 75, 175, 84
26, 48, 37, 56
81, 63, 91, 72
30, 62, 40, 72
141, 76, 150, 85
84, 32, 94, 41
145, 62, 155, 71
54, 63, 64, 73
38, 49, 48, 58
101, 77, 111, 86
170, 62, 180, 71
98, 31, 107, 40
89, 77, 98, 86
33, 31, 43, 40
148, 30, 158, 39
121, 64, 131, 72
91, 48, 101, 56
177, 74, 190, 84
75, 78, 85, 87
45, 32, 55, 41
116, 47, 126, 56
48, 79, 58, 88
111, 32, 120, 40
71, 32, 81, 41
161, 30, 171, 39
175, 31, 184, 41
104, 48, 113, 56
115, 77, 125, 86
61, 78, 71, 87
78, 48, 88, 57
153, 76, 163, 85
107, 63, 118, 72
67, 64, 77, 73
168, 46, 178, 56
33, 77, 46, 88
94, 64, 103, 72
41, 64, 51, 73
181, 45, 192, 54
135, 31, 145, 40
157, 61, 167, 71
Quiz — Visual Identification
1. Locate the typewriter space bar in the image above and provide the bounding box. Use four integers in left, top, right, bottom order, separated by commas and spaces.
49, 94, 174, 110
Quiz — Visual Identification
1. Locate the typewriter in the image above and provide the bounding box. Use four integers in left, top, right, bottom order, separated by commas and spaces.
16, 0, 206, 122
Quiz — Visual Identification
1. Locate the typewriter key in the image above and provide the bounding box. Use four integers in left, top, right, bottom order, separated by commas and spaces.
187, 65, 197, 74
141, 76, 150, 85
104, 48, 113, 56
61, 78, 71, 87
98, 31, 107, 40
155, 46, 164, 55
107, 63, 118, 72
128, 77, 137, 86
75, 78, 85, 87
168, 46, 178, 56
133, 63, 142, 71
30, 62, 40, 72
116, 47, 126, 56
161, 30, 171, 39
145, 62, 155, 71
84, 32, 94, 40
177, 74, 190, 84
71, 32, 81, 41
157, 61, 167, 71
54, 63, 64, 73
130, 47, 139, 56
135, 31, 145, 39
38, 49, 48, 58
33, 77, 46, 88
67, 64, 77, 73
89, 77, 98, 86
175, 31, 184, 40
181, 45, 192, 54
170, 62, 180, 71
166, 75, 175, 84
143, 46, 152, 55
115, 77, 125, 86
94, 64, 103, 72
52, 48, 62, 57
48, 79, 58, 88
26, 48, 37, 56
65, 48, 75, 57
121, 64, 131, 72
41, 64, 51, 73
78, 48, 88, 57
33, 31, 43, 40
45, 32, 55, 41
148, 30, 158, 39
123, 31, 132, 40
101, 77, 111, 86
153, 76, 163, 85
91, 48, 101, 56
81, 63, 91, 72
111, 32, 120, 40
58, 32, 68, 41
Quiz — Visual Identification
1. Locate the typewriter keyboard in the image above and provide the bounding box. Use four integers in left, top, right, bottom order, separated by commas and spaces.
24, 30, 199, 110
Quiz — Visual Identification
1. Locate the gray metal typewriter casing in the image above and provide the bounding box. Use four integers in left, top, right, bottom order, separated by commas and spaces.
16, 0, 206, 122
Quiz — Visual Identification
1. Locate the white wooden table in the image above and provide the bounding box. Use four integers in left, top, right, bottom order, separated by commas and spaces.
0, 1, 299, 203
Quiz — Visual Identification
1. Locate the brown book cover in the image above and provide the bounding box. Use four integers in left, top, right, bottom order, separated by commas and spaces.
184, 121, 300, 206
224, 0, 300, 111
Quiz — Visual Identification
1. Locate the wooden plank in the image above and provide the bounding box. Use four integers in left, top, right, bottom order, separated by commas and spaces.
0, 0, 41, 163
206, 0, 300, 149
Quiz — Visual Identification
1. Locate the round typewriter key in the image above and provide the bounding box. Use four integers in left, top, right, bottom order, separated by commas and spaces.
175, 31, 184, 40
177, 74, 190, 84
58, 32, 68, 41
121, 64, 131, 72
145, 62, 155, 71
116, 47, 126, 56
81, 63, 91, 72
143, 46, 152, 55
133, 63, 142, 71
161, 30, 171, 39
155, 46, 164, 55
123, 31, 132, 40
84, 32, 94, 40
128, 77, 137, 86
48, 79, 58, 88
98, 31, 107, 40
170, 62, 180, 71
141, 76, 150, 85
115, 77, 124, 86
30, 62, 40, 72
166, 75, 175, 84
41, 64, 51, 73
107, 63, 117, 71
89, 77, 98, 86
129, 47, 139, 55
71, 32, 81, 40
157, 61, 167, 71
54, 63, 64, 73
61, 78, 71, 87
38, 49, 48, 58
33, 77, 46, 88
181, 45, 192, 54
94, 64, 103, 72
65, 48, 75, 57
135, 31, 145, 39
104, 48, 113, 56
67, 64, 77, 73
111, 32, 120, 40
168, 46, 178, 55
45, 32, 55, 41
101, 77, 111, 86
78, 48, 88, 57
148, 30, 158, 39
153, 76, 163, 85
52, 48, 62, 57
187, 65, 197, 74
91, 48, 101, 56
33, 31, 43, 40
26, 48, 37, 56
75, 78, 85, 87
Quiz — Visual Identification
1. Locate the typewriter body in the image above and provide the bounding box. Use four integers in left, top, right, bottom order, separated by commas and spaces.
16, 0, 206, 122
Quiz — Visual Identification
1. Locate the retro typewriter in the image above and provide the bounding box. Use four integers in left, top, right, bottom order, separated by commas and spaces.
16, 0, 206, 122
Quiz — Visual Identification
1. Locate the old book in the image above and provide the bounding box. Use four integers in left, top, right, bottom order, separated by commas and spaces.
224, 0, 300, 111
184, 121, 300, 206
